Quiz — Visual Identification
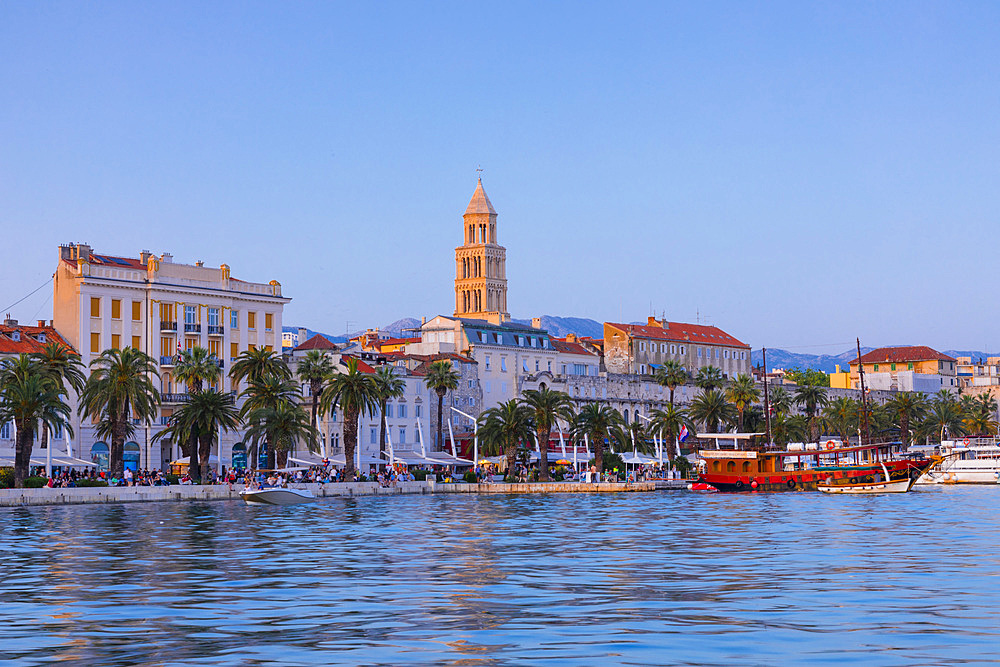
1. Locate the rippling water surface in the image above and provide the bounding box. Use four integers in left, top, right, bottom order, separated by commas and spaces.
2, 487, 999, 665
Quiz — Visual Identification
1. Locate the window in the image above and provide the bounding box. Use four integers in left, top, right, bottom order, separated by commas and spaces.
891, 363, 896, 371
908, 363, 913, 370
874, 364, 879, 371
697, 348, 702, 358
547, 361, 552, 372
248, 312, 256, 329
131, 335, 141, 350
399, 428, 406, 444
111, 299, 121, 319
132, 301, 142, 321
265, 345, 273, 352
484, 380, 492, 393
468, 379, 474, 388
208, 340, 220, 357
639, 364, 647, 375
398, 404, 407, 418
0, 422, 9, 440
522, 359, 529, 372
231, 342, 239, 359
231, 310, 239, 328
501, 381, 508, 394
90, 297, 101, 318
90, 333, 100, 353
639, 341, 646, 352
208, 308, 220, 326
501, 356, 507, 372
184, 306, 197, 325
485, 354, 491, 371
415, 405, 422, 418
680, 346, 685, 354
535, 360, 540, 371
573, 363, 587, 375
265, 313, 273, 331
385, 404, 393, 418
370, 428, 378, 444
160, 337, 172, 357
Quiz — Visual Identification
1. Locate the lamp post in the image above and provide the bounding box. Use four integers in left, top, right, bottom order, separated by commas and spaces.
450, 407, 477, 463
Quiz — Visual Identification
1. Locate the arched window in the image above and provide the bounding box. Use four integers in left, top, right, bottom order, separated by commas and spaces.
742, 461, 751, 473
232, 443, 247, 469
124, 442, 141, 471
726, 461, 736, 473
623, 409, 630, 424
91, 442, 110, 471
712, 461, 721, 472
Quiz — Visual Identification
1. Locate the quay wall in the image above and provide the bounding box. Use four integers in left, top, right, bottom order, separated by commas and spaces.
0, 481, 658, 507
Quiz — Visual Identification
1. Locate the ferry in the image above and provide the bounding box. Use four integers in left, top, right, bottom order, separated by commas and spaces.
695, 434, 936, 493
915, 438, 1000, 485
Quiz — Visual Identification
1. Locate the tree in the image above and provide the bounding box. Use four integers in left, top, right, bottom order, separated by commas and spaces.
921, 397, 967, 443
243, 402, 317, 470
725, 374, 759, 431
79, 348, 160, 478
961, 393, 998, 437
649, 404, 697, 458
230, 347, 291, 390
771, 412, 809, 447
155, 389, 241, 482
296, 350, 335, 452
33, 342, 85, 453
884, 392, 928, 447
374, 365, 406, 466
238, 375, 301, 468
783, 367, 830, 387
520, 387, 574, 481
571, 403, 625, 474
694, 366, 725, 393
821, 397, 857, 445
478, 399, 534, 478
0, 355, 73, 487
768, 386, 793, 415
321, 357, 379, 480
690, 389, 736, 433
794, 384, 829, 443
174, 346, 222, 473
653, 360, 688, 406
423, 359, 460, 452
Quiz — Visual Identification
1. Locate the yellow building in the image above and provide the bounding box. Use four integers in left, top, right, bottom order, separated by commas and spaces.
844, 345, 957, 392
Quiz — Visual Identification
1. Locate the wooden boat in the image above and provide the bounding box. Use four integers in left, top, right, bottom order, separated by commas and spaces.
696, 437, 937, 493
817, 462, 915, 494
240, 486, 315, 505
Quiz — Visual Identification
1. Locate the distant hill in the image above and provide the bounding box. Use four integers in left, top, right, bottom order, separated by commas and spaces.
282, 326, 346, 345
511, 315, 604, 338
752, 347, 1000, 373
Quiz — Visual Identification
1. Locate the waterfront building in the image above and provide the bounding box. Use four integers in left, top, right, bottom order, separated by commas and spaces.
956, 356, 1000, 389
603, 317, 751, 379
843, 346, 957, 392
52, 243, 290, 470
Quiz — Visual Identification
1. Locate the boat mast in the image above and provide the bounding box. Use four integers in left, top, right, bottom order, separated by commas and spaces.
857, 337, 870, 447
763, 347, 772, 446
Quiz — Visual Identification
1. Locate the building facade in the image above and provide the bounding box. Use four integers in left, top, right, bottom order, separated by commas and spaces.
845, 346, 957, 392
454, 179, 509, 323
603, 317, 751, 378
52, 243, 290, 470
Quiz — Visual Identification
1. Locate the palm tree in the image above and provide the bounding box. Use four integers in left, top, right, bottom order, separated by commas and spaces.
771, 412, 809, 447
33, 342, 85, 453
374, 365, 406, 465
694, 366, 724, 393
0, 355, 73, 487
690, 389, 736, 433
571, 403, 625, 474
821, 397, 857, 445
423, 359, 460, 452
794, 384, 829, 443
79, 348, 159, 477
921, 398, 967, 443
725, 373, 759, 431
239, 375, 301, 468
321, 357, 379, 480
884, 392, 928, 447
520, 387, 574, 481
768, 386, 793, 415
653, 360, 688, 406
173, 346, 222, 470
650, 404, 697, 458
243, 401, 317, 470
229, 347, 291, 391
155, 389, 241, 482
477, 399, 534, 478
296, 350, 335, 451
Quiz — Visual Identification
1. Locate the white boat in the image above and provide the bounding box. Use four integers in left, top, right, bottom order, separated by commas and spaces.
240, 486, 315, 505
915, 439, 1000, 485
817, 462, 915, 494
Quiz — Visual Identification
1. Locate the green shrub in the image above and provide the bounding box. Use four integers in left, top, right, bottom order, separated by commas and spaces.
24, 476, 47, 489
463, 471, 477, 484
590, 452, 625, 474
0, 468, 13, 489
75, 479, 108, 488
166, 474, 179, 485
411, 469, 429, 481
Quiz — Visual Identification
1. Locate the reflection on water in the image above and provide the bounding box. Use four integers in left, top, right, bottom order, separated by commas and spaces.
2, 487, 999, 665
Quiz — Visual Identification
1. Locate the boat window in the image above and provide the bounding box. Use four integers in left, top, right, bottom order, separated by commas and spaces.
726, 461, 735, 473
742, 461, 751, 473
712, 461, 720, 472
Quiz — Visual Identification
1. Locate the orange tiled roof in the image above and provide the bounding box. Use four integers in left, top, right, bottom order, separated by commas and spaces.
606, 321, 748, 348
551, 339, 597, 356
0, 324, 75, 356
294, 334, 338, 351
854, 346, 956, 365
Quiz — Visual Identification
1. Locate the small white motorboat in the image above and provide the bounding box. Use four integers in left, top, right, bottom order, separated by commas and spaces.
240, 486, 315, 505
817, 462, 914, 495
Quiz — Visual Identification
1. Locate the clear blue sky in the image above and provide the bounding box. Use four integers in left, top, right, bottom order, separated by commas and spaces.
3, 2, 999, 353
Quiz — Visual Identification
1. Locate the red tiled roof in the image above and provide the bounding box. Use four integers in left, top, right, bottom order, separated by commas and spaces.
0, 325, 75, 356
339, 355, 376, 373
551, 339, 596, 356
410, 353, 475, 377
854, 346, 956, 365
606, 321, 748, 348
294, 334, 338, 351
376, 337, 419, 347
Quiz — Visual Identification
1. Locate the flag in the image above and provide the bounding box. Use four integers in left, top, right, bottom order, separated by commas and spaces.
678, 425, 689, 442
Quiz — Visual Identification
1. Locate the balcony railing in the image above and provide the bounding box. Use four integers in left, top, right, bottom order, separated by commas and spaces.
160, 321, 177, 332
184, 322, 201, 333
160, 355, 175, 366
161, 391, 236, 404
207, 324, 224, 336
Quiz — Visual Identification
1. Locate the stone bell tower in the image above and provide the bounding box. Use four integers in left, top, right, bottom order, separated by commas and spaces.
454, 178, 509, 323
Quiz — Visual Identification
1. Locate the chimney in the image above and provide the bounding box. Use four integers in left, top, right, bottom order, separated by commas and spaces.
160, 252, 173, 263
77, 244, 91, 261
566, 333, 577, 343
531, 317, 542, 329
195, 260, 204, 267
835, 364, 841, 373
60, 244, 75, 261
421, 316, 426, 325
4, 316, 17, 327
298, 327, 307, 342
140, 250, 151, 264
647, 316, 664, 327
37, 320, 45, 328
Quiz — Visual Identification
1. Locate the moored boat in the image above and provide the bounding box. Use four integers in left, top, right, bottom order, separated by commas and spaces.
240, 486, 316, 505
915, 438, 1000, 485
817, 462, 916, 494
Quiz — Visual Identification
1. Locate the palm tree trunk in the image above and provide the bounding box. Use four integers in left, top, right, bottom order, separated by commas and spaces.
737, 408, 744, 432
13, 419, 32, 488
344, 406, 358, 480
199, 431, 212, 483
669, 388, 675, 406
594, 437, 604, 474
41, 423, 49, 451
901, 415, 910, 448
266, 444, 276, 470
110, 409, 127, 478
187, 432, 200, 481
504, 443, 516, 479
538, 426, 550, 481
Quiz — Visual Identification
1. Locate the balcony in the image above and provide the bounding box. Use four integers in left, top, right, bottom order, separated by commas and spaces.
184, 323, 201, 334
208, 324, 224, 336
161, 393, 188, 403
160, 355, 175, 367
160, 321, 177, 333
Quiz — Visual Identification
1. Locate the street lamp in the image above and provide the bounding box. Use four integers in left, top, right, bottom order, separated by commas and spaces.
450, 406, 478, 464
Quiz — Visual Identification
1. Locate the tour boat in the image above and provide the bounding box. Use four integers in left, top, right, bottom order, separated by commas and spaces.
915, 438, 1000, 485
240, 486, 316, 505
695, 438, 937, 493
